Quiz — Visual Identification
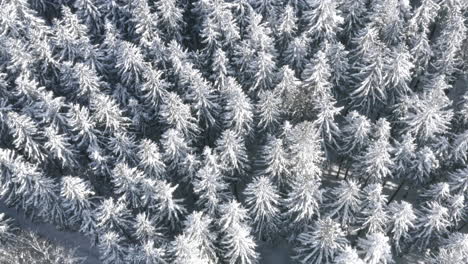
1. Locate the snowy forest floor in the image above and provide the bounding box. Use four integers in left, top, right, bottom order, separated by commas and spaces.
0, 201, 101, 264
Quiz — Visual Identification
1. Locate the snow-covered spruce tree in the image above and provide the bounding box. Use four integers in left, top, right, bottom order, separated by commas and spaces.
302, 0, 343, 44
133, 212, 165, 244
429, 232, 468, 263
159, 92, 200, 139
339, 0, 367, 43
127, 239, 168, 264
60, 176, 95, 228
98, 231, 128, 264
215, 129, 249, 178
136, 139, 166, 179
67, 103, 100, 149
312, 93, 343, 153
154, 0, 185, 42
193, 153, 230, 215
421, 182, 451, 203
275, 5, 297, 53
352, 119, 394, 184
430, 5, 467, 79
255, 90, 283, 133
391, 133, 416, 181
148, 180, 186, 231
283, 34, 309, 73
326, 42, 350, 93
160, 128, 192, 171
256, 134, 290, 188
357, 184, 389, 235
287, 121, 325, 181
447, 167, 468, 195
300, 48, 333, 107
348, 25, 387, 115
221, 223, 259, 264
89, 93, 130, 133
326, 179, 362, 227
452, 130, 468, 164
387, 201, 417, 253
412, 201, 450, 250
182, 211, 218, 263
284, 177, 322, 228
407, 0, 440, 79
338, 111, 372, 164
222, 77, 254, 136
111, 162, 144, 209
95, 198, 133, 235
410, 146, 439, 183
43, 125, 78, 168
384, 44, 414, 104
107, 131, 137, 164
333, 246, 365, 264
357, 232, 393, 264
401, 86, 453, 144
274, 65, 302, 117
244, 176, 281, 240
294, 217, 348, 264
4, 111, 45, 162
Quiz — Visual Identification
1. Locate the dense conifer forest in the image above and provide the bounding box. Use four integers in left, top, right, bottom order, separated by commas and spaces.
0, 0, 467, 263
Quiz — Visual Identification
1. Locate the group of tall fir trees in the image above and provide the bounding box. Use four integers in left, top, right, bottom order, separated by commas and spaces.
0, 0, 467, 263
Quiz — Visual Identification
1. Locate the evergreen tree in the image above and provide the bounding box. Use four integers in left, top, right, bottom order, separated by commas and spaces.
401, 88, 453, 143
339, 0, 367, 42
352, 119, 394, 184
183, 211, 218, 263
60, 176, 95, 227
256, 90, 283, 133
256, 135, 290, 187
111, 162, 144, 209
96, 198, 132, 234
215, 129, 249, 177
221, 224, 259, 264
98, 231, 128, 264
326, 179, 362, 227
152, 180, 186, 230
302, 0, 344, 43
358, 184, 389, 234
160, 92, 200, 139
222, 77, 254, 135
128, 240, 168, 264
339, 111, 372, 156
357, 232, 393, 264
193, 156, 230, 215
288, 121, 325, 181
276, 5, 297, 51
155, 0, 185, 42
137, 139, 166, 179
410, 147, 439, 183
5, 111, 45, 162
333, 246, 365, 264
285, 178, 322, 226
169, 233, 208, 263
387, 201, 417, 253
244, 176, 281, 240
384, 44, 414, 103
413, 201, 450, 249
295, 217, 348, 264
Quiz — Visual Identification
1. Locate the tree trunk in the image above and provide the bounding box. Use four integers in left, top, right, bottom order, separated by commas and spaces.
336, 158, 344, 179
344, 162, 351, 180
387, 180, 405, 205
233, 183, 239, 201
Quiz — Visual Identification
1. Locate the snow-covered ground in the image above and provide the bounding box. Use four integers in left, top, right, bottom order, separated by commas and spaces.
0, 200, 100, 264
